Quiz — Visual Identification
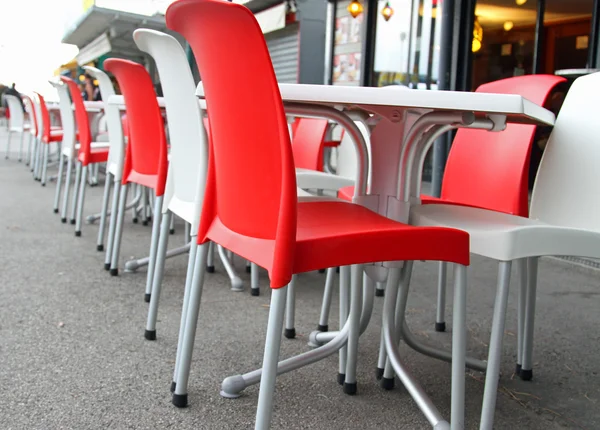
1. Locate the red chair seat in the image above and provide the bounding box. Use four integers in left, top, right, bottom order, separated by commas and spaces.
206, 200, 469, 277
337, 185, 355, 202
79, 146, 109, 164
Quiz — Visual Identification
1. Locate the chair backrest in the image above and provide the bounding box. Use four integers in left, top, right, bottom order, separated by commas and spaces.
291, 118, 329, 171
167, 0, 297, 287
132, 28, 208, 219
49, 80, 76, 156
22, 95, 38, 136
530, 72, 600, 230
440, 74, 566, 216
32, 93, 44, 139
83, 66, 126, 179
331, 121, 371, 181
60, 76, 93, 164
4, 95, 24, 130
34, 92, 53, 144
103, 58, 168, 195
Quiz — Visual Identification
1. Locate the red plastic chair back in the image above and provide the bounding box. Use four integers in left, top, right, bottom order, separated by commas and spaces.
104, 59, 168, 195
440, 74, 566, 216
34, 92, 53, 144
61, 77, 93, 164
167, 0, 297, 287
291, 118, 329, 171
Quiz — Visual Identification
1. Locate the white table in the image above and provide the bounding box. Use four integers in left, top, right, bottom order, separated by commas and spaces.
195, 82, 555, 429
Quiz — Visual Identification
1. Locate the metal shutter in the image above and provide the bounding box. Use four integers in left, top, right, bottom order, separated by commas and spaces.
265, 23, 299, 83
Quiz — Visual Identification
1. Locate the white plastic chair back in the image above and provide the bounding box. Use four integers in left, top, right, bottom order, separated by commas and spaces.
32, 94, 44, 140
5, 95, 25, 131
133, 28, 208, 231
83, 66, 125, 180
530, 71, 600, 231
23, 96, 37, 136
335, 121, 371, 183
49, 81, 76, 157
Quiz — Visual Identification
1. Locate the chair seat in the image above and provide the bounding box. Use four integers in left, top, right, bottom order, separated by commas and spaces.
78, 145, 109, 165
410, 203, 600, 261
206, 199, 470, 278
296, 168, 355, 192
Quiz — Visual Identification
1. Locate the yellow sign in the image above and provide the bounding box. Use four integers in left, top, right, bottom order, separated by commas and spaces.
83, 0, 95, 11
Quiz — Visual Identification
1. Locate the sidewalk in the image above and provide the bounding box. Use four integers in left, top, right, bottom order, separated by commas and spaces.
0, 129, 598, 429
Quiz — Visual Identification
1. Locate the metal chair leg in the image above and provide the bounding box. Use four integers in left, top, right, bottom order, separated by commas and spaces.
109, 184, 129, 276
520, 257, 538, 381
251, 262, 260, 296
5, 130, 11, 159
70, 162, 82, 225
74, 165, 88, 236
343, 264, 364, 395
284, 275, 297, 339
515, 258, 527, 376
60, 158, 73, 223
317, 267, 336, 332
40, 144, 50, 186
145, 210, 172, 339
144, 196, 164, 302
96, 173, 113, 251
338, 265, 350, 385
18, 130, 24, 162
480, 261, 513, 430
254, 286, 288, 430
435, 261, 447, 332
53, 153, 65, 213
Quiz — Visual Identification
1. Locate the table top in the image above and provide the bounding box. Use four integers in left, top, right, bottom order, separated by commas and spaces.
196, 82, 555, 126
555, 68, 600, 78
107, 95, 166, 109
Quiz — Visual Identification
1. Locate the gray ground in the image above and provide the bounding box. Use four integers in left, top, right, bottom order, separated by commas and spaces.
0, 128, 598, 430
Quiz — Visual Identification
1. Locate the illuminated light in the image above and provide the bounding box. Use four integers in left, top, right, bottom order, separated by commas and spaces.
347, 0, 364, 18
515, 0, 527, 5
472, 16, 483, 52
503, 21, 514, 31
79, 75, 86, 82
381, 1, 394, 21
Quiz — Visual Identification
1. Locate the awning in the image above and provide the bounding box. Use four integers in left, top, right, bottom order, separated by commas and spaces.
61, 5, 185, 66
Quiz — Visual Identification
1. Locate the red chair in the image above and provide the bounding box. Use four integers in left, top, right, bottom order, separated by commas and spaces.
33, 92, 64, 186
290, 118, 328, 171
103, 59, 169, 280
166, 1, 470, 428
61, 77, 110, 237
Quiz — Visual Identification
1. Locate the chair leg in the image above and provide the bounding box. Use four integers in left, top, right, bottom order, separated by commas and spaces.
104, 181, 122, 270
171, 241, 198, 392
53, 153, 65, 213
96, 173, 113, 251
74, 165, 88, 237
173, 243, 209, 407
170, 213, 176, 235
60, 159, 73, 223
435, 261, 447, 332
109, 184, 129, 276
144, 196, 164, 302
5, 130, 11, 159
284, 275, 297, 339
251, 262, 260, 296
515, 258, 527, 376
480, 261, 513, 430
70, 162, 82, 225
254, 285, 288, 430
451, 264, 467, 430
206, 241, 215, 272
317, 267, 336, 332
343, 264, 364, 395
338, 265, 350, 385
375, 281, 385, 297
26, 133, 33, 166
18, 131, 24, 162
41, 144, 50, 186
520, 257, 538, 381
376, 325, 387, 380
145, 210, 172, 339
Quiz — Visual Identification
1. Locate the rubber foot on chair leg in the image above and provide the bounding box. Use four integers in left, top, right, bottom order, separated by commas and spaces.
343, 382, 357, 395
110, 268, 118, 276
246, 265, 251, 273
381, 377, 395, 391
375, 289, 384, 297
144, 329, 156, 341
375, 367, 384, 380
206, 265, 215, 273
435, 322, 446, 332
104, 263, 110, 271
54, 208, 59, 213
170, 382, 176, 393
142, 220, 149, 226
133, 218, 138, 224
70, 219, 76, 225
515, 364, 522, 376
318, 268, 326, 273
284, 328, 296, 339
251, 288, 260, 297
41, 183, 46, 187
169, 229, 175, 235
61, 218, 67, 224
172, 393, 188, 408
317, 324, 328, 332
337, 373, 345, 385
520, 369, 533, 381
144, 293, 151, 303
75, 231, 81, 237
97, 244, 104, 252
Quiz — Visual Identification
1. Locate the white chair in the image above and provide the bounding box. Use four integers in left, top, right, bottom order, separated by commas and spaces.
22, 95, 38, 168
4, 94, 29, 161
410, 71, 600, 429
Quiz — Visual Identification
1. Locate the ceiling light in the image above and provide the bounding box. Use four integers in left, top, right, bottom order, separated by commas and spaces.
515, 0, 527, 5
347, 0, 364, 18
503, 21, 514, 31
472, 16, 483, 53
381, 1, 394, 21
